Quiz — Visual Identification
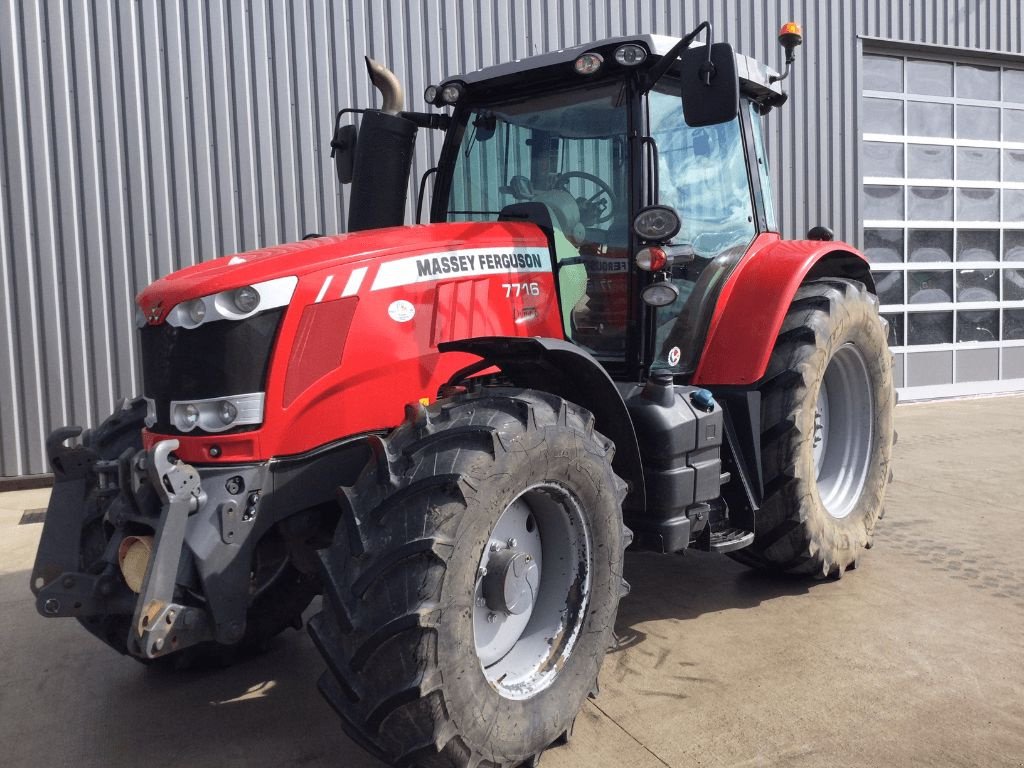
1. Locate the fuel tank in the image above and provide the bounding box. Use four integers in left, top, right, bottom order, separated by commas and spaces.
621, 374, 725, 553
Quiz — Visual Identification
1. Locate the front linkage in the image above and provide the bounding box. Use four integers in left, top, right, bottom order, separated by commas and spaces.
30, 403, 273, 659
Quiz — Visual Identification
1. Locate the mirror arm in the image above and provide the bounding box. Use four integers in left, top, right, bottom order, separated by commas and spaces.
330, 108, 369, 157
399, 111, 451, 131
640, 21, 712, 95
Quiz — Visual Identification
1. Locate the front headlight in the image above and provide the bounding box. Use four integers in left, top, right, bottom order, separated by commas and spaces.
180, 403, 200, 429
231, 286, 261, 314
185, 299, 207, 325
217, 400, 239, 425
170, 393, 265, 433
165, 275, 297, 329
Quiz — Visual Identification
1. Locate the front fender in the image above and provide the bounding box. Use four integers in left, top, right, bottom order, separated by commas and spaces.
439, 336, 645, 515
692, 235, 874, 386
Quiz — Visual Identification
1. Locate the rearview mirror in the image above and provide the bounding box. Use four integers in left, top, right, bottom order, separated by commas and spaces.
332, 123, 358, 184
680, 43, 739, 127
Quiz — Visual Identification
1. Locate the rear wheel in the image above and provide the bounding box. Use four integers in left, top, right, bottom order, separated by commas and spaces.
729, 278, 895, 577
309, 389, 629, 767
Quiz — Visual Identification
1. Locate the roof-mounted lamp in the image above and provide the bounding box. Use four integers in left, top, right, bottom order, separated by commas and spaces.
770, 22, 803, 83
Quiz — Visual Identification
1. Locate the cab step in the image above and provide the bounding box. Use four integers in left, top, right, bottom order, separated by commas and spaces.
709, 528, 754, 553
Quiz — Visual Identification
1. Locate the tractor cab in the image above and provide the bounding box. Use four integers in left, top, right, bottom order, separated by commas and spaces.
424, 34, 786, 377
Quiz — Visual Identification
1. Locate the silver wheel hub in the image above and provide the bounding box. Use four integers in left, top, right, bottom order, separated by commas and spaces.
483, 550, 539, 615
813, 343, 874, 519
473, 484, 591, 700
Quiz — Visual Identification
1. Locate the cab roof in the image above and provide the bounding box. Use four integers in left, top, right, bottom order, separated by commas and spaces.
441, 34, 784, 102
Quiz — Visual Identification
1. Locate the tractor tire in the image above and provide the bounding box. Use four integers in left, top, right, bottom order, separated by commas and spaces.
728, 278, 895, 577
76, 400, 317, 665
309, 388, 629, 767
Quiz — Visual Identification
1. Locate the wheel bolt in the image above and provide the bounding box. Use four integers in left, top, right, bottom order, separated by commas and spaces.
506, 537, 517, 549
153, 638, 164, 652
43, 598, 60, 615
489, 542, 501, 552
487, 612, 496, 623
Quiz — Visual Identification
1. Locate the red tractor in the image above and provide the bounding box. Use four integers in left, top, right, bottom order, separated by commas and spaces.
31, 22, 893, 768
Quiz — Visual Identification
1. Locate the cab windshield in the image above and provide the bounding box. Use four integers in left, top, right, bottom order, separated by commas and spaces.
443, 80, 631, 358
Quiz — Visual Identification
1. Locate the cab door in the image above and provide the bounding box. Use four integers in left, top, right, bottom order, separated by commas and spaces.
644, 80, 758, 375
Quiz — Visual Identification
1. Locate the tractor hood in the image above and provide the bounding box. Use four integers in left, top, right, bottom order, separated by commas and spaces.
137, 220, 549, 325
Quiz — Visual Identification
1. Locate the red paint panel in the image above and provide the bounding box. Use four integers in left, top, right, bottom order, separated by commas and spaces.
144, 222, 562, 464
136, 221, 549, 323
283, 297, 358, 406
142, 430, 258, 462
692, 234, 870, 386
431, 279, 486, 346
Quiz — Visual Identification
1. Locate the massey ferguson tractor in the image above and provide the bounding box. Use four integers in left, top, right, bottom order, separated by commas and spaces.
31, 21, 893, 768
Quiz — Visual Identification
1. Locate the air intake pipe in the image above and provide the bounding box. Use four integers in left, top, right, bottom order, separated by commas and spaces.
347, 57, 418, 232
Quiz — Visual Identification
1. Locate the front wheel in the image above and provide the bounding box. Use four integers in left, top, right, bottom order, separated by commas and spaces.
309, 389, 629, 767
729, 278, 895, 577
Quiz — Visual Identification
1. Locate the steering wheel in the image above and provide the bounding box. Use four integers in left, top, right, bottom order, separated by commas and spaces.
554, 171, 617, 226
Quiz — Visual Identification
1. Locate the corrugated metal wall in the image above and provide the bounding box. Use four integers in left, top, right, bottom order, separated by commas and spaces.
2, 1, 1021, 477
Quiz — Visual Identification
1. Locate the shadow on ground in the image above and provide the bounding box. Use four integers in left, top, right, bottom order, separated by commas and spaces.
3, 550, 821, 767
1, 570, 375, 768
612, 548, 824, 653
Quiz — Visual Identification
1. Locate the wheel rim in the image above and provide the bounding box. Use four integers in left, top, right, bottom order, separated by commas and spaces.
473, 483, 592, 700
813, 343, 874, 519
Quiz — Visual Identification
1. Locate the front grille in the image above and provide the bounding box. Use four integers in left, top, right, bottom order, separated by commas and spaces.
140, 308, 284, 434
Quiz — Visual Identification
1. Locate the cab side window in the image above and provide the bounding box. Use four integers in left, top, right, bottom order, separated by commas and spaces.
648, 83, 754, 252
647, 82, 756, 372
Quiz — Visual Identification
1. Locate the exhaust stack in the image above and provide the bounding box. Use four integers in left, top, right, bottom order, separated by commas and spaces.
346, 57, 418, 232
365, 56, 404, 114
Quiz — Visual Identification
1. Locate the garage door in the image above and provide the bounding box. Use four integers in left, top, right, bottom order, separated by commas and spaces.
861, 50, 1024, 399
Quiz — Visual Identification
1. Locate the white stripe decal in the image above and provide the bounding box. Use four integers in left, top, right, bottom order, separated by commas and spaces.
341, 266, 368, 297
314, 275, 333, 303
370, 248, 551, 291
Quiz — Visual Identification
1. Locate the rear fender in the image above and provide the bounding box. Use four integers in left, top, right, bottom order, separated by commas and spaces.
692, 236, 874, 386
439, 337, 645, 514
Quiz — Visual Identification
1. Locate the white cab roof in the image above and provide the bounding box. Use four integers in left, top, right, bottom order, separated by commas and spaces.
443, 34, 783, 98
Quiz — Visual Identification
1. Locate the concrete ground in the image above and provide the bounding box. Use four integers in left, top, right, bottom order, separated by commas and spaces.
2, 395, 1023, 768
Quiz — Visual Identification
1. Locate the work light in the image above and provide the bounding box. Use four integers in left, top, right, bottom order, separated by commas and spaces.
574, 52, 603, 75
614, 44, 647, 66
641, 281, 680, 307
633, 205, 681, 242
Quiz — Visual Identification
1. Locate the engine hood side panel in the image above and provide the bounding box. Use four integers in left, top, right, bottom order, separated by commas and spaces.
140, 222, 566, 463
136, 221, 550, 323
